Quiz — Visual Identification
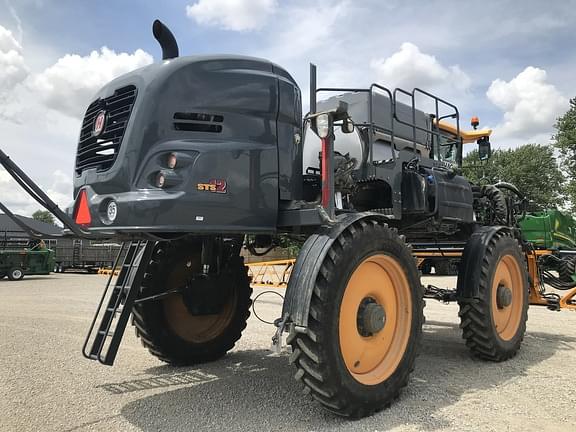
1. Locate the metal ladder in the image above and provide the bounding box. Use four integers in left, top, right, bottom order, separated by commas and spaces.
72, 239, 82, 266
82, 240, 155, 366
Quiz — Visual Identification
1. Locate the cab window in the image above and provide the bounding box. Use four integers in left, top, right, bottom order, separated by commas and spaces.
433, 131, 458, 163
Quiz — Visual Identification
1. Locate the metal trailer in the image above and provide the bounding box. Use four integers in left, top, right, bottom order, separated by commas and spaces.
51, 239, 122, 273
0, 227, 121, 273
0, 235, 54, 280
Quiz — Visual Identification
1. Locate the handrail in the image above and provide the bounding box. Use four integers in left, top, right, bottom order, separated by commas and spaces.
315, 82, 462, 166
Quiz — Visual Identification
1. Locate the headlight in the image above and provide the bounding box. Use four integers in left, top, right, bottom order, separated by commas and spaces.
315, 114, 330, 139
155, 172, 166, 188
167, 152, 177, 169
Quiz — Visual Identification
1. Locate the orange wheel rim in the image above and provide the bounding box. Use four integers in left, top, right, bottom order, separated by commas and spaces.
162, 255, 236, 343
491, 254, 523, 341
163, 293, 236, 343
339, 254, 412, 385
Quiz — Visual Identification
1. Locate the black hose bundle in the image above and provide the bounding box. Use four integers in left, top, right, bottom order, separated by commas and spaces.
539, 254, 576, 290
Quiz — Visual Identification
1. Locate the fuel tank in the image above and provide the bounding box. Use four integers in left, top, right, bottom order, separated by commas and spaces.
70, 55, 302, 234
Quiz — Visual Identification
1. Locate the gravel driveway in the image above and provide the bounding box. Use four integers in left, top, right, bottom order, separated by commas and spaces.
1, 273, 575, 431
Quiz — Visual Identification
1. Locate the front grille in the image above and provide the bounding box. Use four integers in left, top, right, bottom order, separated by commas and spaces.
75, 85, 137, 175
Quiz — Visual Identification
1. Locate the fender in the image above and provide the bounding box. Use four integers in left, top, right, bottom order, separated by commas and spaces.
281, 212, 391, 329
456, 225, 513, 301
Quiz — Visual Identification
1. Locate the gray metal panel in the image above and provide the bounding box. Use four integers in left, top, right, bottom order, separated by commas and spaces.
275, 69, 303, 200
72, 55, 300, 233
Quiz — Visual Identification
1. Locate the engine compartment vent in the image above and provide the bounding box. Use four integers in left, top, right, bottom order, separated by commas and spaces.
76, 85, 137, 175
173, 112, 223, 133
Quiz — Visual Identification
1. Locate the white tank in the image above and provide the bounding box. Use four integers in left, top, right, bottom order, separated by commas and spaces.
302, 126, 364, 171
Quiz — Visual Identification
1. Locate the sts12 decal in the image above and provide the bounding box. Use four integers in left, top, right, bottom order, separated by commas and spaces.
197, 179, 227, 194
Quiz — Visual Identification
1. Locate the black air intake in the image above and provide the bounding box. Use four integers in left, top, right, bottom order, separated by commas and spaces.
173, 112, 224, 133
75, 85, 137, 175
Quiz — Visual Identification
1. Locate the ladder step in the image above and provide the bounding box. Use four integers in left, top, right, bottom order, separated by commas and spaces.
112, 284, 132, 293
106, 307, 123, 313
98, 330, 114, 337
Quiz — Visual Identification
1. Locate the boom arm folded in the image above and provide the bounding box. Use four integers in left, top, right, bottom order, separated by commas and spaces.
0, 148, 105, 239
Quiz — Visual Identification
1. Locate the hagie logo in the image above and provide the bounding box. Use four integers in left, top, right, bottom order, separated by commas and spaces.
197, 179, 227, 194
93, 111, 106, 136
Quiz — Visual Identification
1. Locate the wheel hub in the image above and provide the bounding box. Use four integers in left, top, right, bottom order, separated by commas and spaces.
357, 297, 386, 336
181, 273, 232, 315
496, 284, 513, 309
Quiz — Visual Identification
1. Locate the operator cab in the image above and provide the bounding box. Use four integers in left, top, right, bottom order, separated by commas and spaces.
436, 120, 493, 163
432, 127, 459, 164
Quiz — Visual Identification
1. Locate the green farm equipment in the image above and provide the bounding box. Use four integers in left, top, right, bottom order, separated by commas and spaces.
520, 209, 576, 297
0, 239, 55, 280
519, 209, 576, 250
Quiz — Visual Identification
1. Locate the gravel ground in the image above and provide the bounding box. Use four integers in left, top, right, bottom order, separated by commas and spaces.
1, 273, 575, 432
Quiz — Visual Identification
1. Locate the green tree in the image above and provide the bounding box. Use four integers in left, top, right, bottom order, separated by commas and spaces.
32, 210, 56, 226
554, 97, 576, 210
463, 144, 564, 209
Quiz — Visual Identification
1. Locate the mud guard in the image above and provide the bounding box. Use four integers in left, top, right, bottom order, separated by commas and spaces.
281, 212, 390, 329
456, 225, 513, 301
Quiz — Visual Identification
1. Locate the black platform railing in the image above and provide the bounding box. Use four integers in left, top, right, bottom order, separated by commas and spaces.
312, 73, 462, 167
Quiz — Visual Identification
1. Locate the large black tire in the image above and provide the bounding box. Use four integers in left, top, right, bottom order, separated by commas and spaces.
458, 232, 528, 361
288, 219, 424, 418
8, 267, 24, 281
558, 256, 576, 283
482, 185, 508, 225
132, 240, 252, 365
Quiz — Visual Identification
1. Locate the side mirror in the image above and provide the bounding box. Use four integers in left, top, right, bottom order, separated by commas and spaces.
341, 118, 354, 134
478, 137, 491, 161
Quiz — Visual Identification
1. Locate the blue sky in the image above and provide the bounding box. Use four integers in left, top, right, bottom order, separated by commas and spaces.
1, 0, 575, 215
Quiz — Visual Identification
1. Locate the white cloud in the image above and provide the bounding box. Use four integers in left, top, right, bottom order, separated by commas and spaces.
0, 25, 153, 217
27, 47, 153, 118
0, 25, 21, 52
486, 66, 568, 141
45, 169, 74, 215
260, 0, 349, 63
254, 0, 352, 113
0, 25, 28, 96
186, 0, 277, 31
370, 42, 471, 93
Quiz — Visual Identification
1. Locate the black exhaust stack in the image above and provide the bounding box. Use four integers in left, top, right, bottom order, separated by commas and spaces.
310, 63, 317, 115
153, 20, 179, 60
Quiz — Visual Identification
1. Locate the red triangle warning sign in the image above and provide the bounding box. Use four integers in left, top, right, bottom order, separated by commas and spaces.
74, 189, 91, 226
